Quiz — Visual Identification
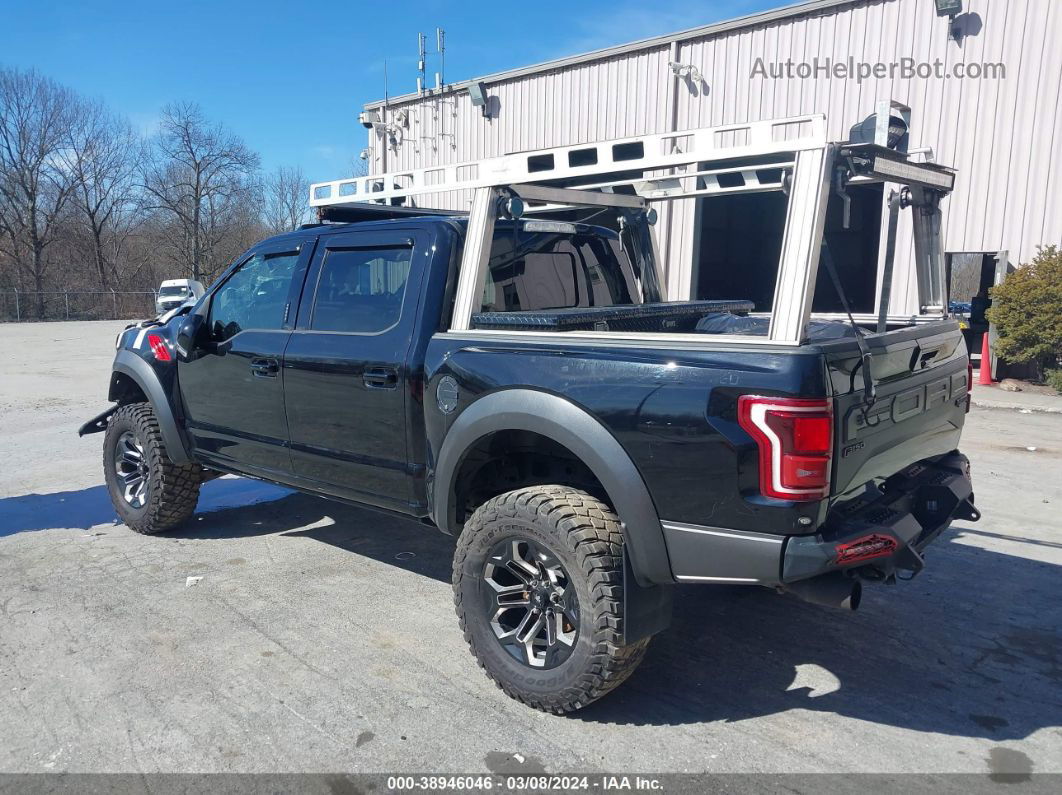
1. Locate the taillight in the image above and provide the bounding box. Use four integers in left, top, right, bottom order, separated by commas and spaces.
737, 396, 833, 501
146, 333, 172, 362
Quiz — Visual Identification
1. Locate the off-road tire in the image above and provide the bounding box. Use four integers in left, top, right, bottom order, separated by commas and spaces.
103, 402, 201, 534
453, 486, 650, 713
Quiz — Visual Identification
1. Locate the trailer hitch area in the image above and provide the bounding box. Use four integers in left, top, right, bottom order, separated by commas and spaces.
890, 543, 925, 579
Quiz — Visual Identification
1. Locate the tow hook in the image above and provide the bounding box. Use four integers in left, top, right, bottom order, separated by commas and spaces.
954, 498, 980, 522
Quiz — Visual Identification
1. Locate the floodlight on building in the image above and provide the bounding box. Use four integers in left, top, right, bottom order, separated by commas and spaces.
669, 62, 703, 84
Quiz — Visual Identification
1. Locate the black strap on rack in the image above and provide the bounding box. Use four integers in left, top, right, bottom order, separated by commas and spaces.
820, 240, 877, 409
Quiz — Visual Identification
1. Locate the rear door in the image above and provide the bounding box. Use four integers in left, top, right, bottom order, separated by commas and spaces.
825, 322, 970, 498
283, 228, 425, 511
178, 241, 309, 476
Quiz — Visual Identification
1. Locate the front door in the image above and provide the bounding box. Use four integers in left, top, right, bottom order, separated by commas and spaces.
178, 242, 308, 477
283, 229, 423, 511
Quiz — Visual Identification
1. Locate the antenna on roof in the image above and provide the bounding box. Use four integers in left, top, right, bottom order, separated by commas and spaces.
417, 33, 427, 95
436, 27, 445, 89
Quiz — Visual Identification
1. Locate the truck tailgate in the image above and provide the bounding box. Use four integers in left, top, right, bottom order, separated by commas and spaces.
824, 322, 970, 498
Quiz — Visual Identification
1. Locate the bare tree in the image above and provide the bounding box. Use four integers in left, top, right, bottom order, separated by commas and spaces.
0, 67, 79, 316
140, 102, 260, 281
0, 70, 326, 320
263, 165, 310, 234
66, 100, 140, 288
350, 155, 369, 178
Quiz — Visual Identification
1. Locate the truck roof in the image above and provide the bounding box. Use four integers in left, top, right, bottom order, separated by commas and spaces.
261, 212, 620, 249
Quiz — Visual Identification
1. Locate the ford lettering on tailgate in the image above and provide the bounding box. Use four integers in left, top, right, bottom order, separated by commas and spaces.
844, 369, 969, 442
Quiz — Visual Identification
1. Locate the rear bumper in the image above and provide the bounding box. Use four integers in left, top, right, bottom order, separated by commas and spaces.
783, 451, 977, 583
661, 451, 978, 585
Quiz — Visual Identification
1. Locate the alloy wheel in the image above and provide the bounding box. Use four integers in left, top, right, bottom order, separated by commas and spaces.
482, 537, 579, 669
114, 431, 149, 508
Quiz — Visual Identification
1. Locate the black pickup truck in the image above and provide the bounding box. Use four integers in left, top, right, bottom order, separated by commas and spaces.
81, 167, 978, 713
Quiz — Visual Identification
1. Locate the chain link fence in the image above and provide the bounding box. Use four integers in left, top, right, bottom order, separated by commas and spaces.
0, 290, 159, 322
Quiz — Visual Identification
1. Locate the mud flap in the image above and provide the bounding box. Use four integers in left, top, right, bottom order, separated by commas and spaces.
622, 548, 673, 645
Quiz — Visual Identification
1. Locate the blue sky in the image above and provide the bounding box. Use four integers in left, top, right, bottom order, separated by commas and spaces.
0, 0, 774, 182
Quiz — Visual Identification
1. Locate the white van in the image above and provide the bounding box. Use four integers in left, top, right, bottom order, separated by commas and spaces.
155, 279, 205, 316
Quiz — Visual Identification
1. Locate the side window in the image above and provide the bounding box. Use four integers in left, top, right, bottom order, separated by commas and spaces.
310, 245, 413, 333
209, 250, 299, 341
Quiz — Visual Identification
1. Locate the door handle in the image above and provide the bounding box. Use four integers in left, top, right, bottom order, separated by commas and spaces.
250, 357, 279, 378
363, 366, 398, 390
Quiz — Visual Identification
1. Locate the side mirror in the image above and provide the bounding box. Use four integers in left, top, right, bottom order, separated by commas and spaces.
175, 313, 205, 359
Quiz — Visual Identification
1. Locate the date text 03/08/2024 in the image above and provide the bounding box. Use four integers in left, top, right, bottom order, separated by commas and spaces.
385, 775, 664, 791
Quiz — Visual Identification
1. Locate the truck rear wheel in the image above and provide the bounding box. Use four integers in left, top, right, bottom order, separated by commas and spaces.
103, 403, 201, 534
453, 486, 649, 713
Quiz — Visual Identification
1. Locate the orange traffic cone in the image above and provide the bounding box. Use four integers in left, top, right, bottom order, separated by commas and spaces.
978, 333, 993, 385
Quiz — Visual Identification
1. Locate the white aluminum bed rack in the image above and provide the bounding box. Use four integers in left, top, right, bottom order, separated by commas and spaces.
309, 114, 828, 211
309, 114, 835, 345
309, 110, 949, 345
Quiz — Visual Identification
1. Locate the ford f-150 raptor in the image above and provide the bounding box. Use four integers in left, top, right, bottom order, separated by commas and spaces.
80, 112, 979, 713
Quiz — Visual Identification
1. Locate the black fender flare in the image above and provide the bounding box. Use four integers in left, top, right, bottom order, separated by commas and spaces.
109, 349, 192, 465
433, 389, 673, 586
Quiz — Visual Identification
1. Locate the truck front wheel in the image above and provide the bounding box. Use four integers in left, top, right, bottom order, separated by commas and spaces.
452, 486, 650, 713
103, 403, 201, 534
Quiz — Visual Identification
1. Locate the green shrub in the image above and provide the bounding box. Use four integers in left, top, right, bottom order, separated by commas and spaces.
986, 245, 1062, 380
1047, 369, 1062, 395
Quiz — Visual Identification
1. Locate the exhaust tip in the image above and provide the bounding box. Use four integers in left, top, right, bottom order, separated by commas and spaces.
844, 579, 862, 611
784, 572, 862, 611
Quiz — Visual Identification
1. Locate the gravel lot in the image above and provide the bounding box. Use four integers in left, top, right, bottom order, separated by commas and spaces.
0, 320, 1060, 778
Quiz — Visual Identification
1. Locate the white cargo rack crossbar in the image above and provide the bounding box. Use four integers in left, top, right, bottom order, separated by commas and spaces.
309, 114, 828, 209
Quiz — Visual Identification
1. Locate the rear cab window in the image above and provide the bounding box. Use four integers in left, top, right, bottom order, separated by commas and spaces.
481, 228, 641, 313
467, 220, 752, 334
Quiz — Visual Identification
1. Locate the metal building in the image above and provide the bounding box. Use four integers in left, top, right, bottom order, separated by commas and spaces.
360, 0, 1062, 316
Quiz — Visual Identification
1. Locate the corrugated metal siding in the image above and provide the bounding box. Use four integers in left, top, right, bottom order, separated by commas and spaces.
369, 0, 1062, 313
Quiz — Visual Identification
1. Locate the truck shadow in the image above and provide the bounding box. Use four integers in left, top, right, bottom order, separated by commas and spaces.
189, 495, 1062, 743
0, 476, 296, 538
177, 487, 458, 583
575, 525, 1062, 742
2, 481, 1058, 743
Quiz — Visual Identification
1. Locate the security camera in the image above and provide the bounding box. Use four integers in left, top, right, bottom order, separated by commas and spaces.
359, 149, 369, 160
359, 110, 381, 129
